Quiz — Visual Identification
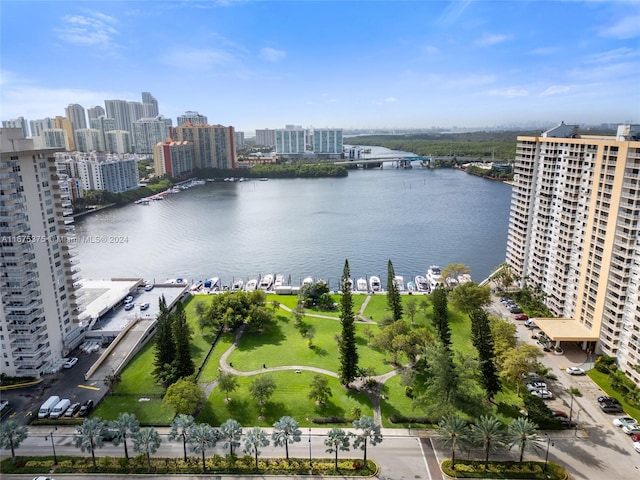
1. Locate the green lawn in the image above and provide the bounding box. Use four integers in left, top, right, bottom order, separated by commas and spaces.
267, 293, 368, 319
587, 369, 640, 420
197, 370, 373, 427
197, 332, 236, 383
379, 375, 427, 428
92, 396, 175, 425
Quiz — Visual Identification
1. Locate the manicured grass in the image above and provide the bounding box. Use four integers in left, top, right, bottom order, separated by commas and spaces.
380, 374, 427, 428
587, 369, 640, 420
361, 294, 390, 322
441, 459, 566, 479
197, 332, 236, 383
267, 293, 368, 319
197, 370, 373, 427
113, 339, 164, 395
92, 396, 175, 425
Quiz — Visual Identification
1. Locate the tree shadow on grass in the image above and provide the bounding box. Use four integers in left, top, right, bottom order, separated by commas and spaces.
262, 400, 290, 424
236, 323, 286, 352
311, 345, 328, 357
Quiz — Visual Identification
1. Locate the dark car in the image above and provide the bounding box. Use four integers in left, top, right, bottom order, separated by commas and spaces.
509, 306, 524, 314
64, 402, 81, 417
558, 418, 577, 428
598, 396, 620, 405
600, 402, 623, 413
78, 399, 94, 416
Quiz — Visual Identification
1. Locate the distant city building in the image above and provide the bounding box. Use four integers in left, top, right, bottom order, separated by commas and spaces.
65, 104, 87, 131
506, 123, 640, 386
55, 152, 139, 193
2, 117, 29, 138
105, 99, 132, 134
275, 128, 306, 154
255, 128, 276, 147
30, 118, 53, 138
90, 116, 117, 151
105, 130, 133, 154
0, 128, 85, 377
312, 128, 343, 154
128, 101, 144, 125
177, 111, 208, 126
42, 128, 69, 149
133, 116, 169, 154
142, 92, 159, 117
87, 105, 106, 120
234, 131, 245, 149
74, 129, 103, 152
153, 140, 195, 177
52, 116, 75, 151
172, 124, 236, 169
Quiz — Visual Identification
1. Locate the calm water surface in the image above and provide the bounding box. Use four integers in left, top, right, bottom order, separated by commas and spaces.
75, 153, 512, 288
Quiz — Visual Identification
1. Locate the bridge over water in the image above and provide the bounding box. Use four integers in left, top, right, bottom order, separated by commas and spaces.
334, 155, 435, 167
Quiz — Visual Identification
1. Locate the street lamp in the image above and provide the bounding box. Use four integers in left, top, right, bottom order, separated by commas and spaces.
45, 427, 58, 465
308, 427, 312, 473
544, 433, 554, 474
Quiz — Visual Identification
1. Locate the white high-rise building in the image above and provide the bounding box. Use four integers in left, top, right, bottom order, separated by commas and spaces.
177, 111, 208, 126
133, 116, 169, 154
506, 123, 640, 386
55, 152, 139, 193
74, 129, 103, 152
275, 128, 306, 154
105, 99, 131, 133
2, 117, 29, 138
90, 116, 117, 151
255, 128, 276, 147
105, 130, 132, 154
30, 118, 53, 138
142, 92, 159, 117
0, 128, 85, 377
87, 105, 106, 120
65, 104, 87, 131
312, 128, 343, 154
42, 129, 69, 150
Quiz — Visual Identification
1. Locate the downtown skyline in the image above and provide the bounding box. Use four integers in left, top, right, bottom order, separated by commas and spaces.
1, 0, 639, 134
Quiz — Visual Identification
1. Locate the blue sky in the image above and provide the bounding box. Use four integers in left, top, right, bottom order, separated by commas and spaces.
1, 0, 638, 133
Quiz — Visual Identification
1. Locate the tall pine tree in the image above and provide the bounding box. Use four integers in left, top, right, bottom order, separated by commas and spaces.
339, 259, 358, 386
172, 301, 195, 380
153, 296, 175, 385
431, 288, 452, 346
386, 259, 403, 321
469, 309, 501, 399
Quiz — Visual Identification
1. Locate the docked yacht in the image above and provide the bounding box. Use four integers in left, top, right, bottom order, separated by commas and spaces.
426, 265, 444, 290
274, 274, 285, 287
369, 276, 382, 292
302, 276, 314, 286
231, 279, 244, 292
356, 278, 368, 292
245, 279, 258, 292
407, 281, 417, 293
203, 277, 221, 291
259, 274, 274, 291
393, 275, 405, 291
415, 275, 429, 292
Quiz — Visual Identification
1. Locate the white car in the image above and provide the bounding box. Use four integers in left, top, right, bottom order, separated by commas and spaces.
566, 366, 585, 375
124, 295, 134, 304
622, 425, 640, 435
531, 389, 553, 399
613, 417, 637, 428
526, 382, 547, 391
634, 441, 640, 453
63, 357, 78, 369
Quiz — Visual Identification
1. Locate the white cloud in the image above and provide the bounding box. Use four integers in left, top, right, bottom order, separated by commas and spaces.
598, 14, 640, 40
540, 85, 571, 97
475, 33, 510, 47
260, 47, 286, 62
585, 47, 639, 64
55, 11, 119, 51
437, 0, 472, 26
489, 88, 529, 98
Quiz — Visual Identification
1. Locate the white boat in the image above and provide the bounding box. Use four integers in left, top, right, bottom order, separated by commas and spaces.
407, 281, 416, 293
393, 275, 405, 291
166, 277, 188, 285
369, 275, 381, 292
356, 278, 368, 292
415, 275, 429, 292
203, 277, 221, 291
302, 276, 314, 286
458, 273, 472, 284
445, 277, 459, 288
426, 265, 444, 290
245, 279, 258, 292
259, 274, 274, 291
274, 274, 285, 287
231, 279, 244, 292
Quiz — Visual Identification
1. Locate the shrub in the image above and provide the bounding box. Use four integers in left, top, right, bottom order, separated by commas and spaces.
405, 386, 414, 398
388, 414, 434, 425
311, 416, 350, 424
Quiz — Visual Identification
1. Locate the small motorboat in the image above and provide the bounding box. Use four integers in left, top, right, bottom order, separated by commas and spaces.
369, 276, 381, 292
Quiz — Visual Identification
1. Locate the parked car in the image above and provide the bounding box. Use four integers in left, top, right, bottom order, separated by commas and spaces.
634, 441, 640, 453
124, 303, 134, 311
531, 389, 553, 399
552, 410, 569, 418
64, 403, 81, 417
613, 417, 637, 428
63, 357, 78, 369
566, 366, 585, 375
622, 425, 640, 435
526, 382, 547, 391
509, 306, 524, 314
140, 302, 150, 310
124, 295, 134, 303
78, 399, 94, 416
598, 396, 621, 404
514, 313, 529, 321
631, 433, 640, 442
600, 403, 623, 413
558, 418, 577, 428
144, 284, 154, 291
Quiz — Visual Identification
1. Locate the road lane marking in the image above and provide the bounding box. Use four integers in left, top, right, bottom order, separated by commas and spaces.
78, 384, 100, 391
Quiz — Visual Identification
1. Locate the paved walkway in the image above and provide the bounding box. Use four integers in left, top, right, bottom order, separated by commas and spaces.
199, 299, 407, 424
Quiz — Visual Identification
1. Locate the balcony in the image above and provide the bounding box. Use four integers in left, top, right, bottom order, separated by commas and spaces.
4, 299, 43, 312
5, 308, 44, 323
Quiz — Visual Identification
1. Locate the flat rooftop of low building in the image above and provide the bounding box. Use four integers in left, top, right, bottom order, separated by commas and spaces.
533, 317, 599, 342
79, 278, 143, 320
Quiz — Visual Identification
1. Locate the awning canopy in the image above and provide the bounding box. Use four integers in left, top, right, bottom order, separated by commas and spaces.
532, 317, 599, 342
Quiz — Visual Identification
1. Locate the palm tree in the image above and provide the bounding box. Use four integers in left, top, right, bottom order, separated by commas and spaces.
438, 415, 468, 470
73, 417, 107, 468
187, 423, 218, 472
0, 420, 28, 464
507, 417, 542, 463
324, 427, 350, 470
169, 414, 195, 461
219, 419, 243, 455
243, 426, 270, 469
272, 416, 301, 460
470, 415, 505, 469
351, 416, 383, 463
109, 412, 140, 460
132, 427, 162, 471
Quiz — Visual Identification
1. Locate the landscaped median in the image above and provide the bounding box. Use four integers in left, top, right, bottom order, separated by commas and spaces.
1, 455, 377, 476
440, 459, 567, 479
